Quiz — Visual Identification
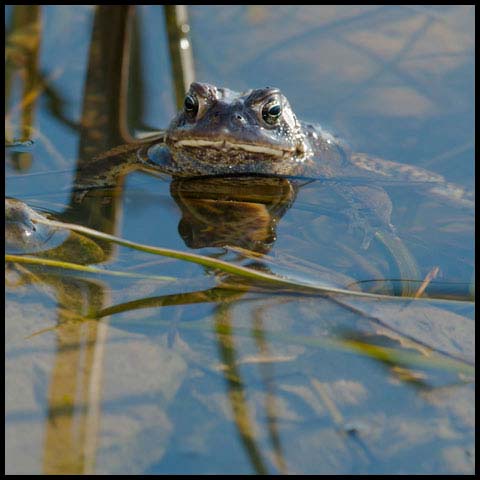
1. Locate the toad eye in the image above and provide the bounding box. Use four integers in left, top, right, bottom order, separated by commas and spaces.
184, 94, 199, 118
262, 101, 282, 125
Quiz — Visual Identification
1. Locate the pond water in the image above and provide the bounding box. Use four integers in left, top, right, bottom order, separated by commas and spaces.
5, 5, 474, 474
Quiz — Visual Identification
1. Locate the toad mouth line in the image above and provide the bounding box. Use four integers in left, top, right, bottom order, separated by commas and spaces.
173, 139, 289, 157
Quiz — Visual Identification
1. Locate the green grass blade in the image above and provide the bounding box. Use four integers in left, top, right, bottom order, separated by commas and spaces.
5, 254, 176, 282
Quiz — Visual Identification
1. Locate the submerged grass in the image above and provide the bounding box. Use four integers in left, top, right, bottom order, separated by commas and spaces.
23, 298, 475, 377
106, 314, 475, 377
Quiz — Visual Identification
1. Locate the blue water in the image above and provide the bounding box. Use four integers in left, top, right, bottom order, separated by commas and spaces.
5, 5, 474, 475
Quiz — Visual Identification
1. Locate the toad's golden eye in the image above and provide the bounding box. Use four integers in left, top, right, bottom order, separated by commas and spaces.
184, 94, 199, 118
262, 100, 282, 125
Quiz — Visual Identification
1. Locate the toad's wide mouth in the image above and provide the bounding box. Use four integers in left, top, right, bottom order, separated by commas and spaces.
171, 138, 293, 158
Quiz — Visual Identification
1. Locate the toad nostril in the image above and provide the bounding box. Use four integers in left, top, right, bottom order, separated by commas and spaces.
232, 113, 246, 125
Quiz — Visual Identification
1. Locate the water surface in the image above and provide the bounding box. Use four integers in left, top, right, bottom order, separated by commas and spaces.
5, 5, 474, 475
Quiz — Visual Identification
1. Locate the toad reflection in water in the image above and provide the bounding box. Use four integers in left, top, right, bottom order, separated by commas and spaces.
170, 176, 298, 254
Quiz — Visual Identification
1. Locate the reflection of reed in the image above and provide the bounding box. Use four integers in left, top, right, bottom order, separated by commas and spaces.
251, 304, 288, 474
164, 5, 195, 109
5, 5, 41, 170
41, 278, 107, 474
43, 5, 135, 474
214, 302, 269, 475
76, 6, 132, 161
